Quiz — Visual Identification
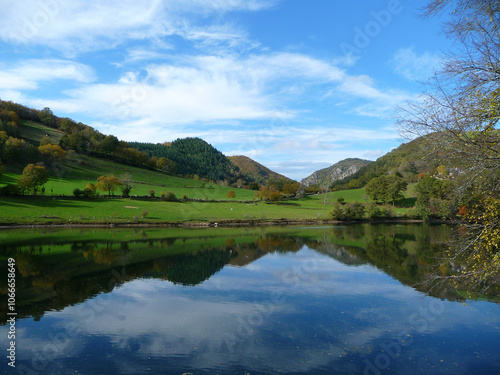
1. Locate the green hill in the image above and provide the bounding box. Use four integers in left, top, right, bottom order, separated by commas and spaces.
228, 155, 294, 185
129, 138, 245, 183
0, 100, 258, 200
330, 136, 441, 190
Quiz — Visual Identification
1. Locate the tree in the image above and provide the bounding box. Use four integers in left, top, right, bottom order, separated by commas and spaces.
248, 182, 260, 190
344, 202, 365, 221
83, 183, 97, 198
39, 136, 51, 146
398, 0, 500, 194
98, 135, 119, 154
365, 177, 386, 203
38, 144, 67, 161
17, 164, 49, 195
266, 177, 288, 192
119, 173, 133, 196
366, 175, 407, 205
38, 107, 56, 127
226, 190, 236, 199
162, 191, 178, 202
283, 182, 300, 196
96, 175, 123, 196
397, 0, 500, 293
259, 185, 283, 201
386, 175, 408, 206
155, 157, 177, 173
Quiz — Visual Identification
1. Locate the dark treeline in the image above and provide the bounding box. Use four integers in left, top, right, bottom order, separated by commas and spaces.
130, 138, 251, 183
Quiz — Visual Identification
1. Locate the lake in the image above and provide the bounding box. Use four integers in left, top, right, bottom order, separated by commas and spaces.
0, 224, 499, 374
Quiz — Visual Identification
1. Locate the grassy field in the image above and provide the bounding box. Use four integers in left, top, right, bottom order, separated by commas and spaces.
0, 150, 257, 200
20, 120, 65, 145
0, 195, 333, 225
0, 121, 417, 224
0, 168, 257, 200
0, 190, 417, 225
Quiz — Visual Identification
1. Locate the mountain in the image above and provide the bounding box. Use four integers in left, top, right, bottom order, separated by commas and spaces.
329, 135, 440, 190
130, 138, 244, 182
228, 155, 294, 185
301, 158, 372, 188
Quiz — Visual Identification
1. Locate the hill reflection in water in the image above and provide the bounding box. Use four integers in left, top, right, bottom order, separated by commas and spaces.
0, 225, 498, 374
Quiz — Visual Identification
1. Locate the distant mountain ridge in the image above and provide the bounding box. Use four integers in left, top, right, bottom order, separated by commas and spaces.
228, 155, 294, 184
301, 158, 372, 188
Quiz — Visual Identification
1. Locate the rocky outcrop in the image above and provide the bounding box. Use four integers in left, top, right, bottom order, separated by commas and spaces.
301, 158, 372, 188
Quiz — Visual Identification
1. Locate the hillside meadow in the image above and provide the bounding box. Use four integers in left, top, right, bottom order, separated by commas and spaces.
0, 186, 417, 225
0, 117, 419, 225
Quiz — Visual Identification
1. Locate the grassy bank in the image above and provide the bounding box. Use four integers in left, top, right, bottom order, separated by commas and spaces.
0, 192, 417, 226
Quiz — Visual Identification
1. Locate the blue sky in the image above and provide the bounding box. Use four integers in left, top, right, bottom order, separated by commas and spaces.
0, 0, 450, 180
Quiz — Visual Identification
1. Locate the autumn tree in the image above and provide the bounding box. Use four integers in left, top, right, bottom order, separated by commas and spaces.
39, 136, 51, 146
259, 185, 283, 201
156, 157, 177, 173
96, 175, 123, 196
38, 144, 67, 161
226, 190, 236, 199
283, 182, 300, 196
17, 164, 49, 195
397, 0, 500, 293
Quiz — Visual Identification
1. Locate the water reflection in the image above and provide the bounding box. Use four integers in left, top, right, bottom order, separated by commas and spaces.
0, 224, 499, 374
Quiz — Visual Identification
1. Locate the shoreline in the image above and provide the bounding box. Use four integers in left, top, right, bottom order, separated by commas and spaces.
0, 217, 430, 230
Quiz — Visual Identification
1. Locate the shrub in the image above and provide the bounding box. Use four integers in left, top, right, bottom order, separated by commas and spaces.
344, 202, 365, 221
366, 203, 382, 219
380, 206, 394, 218
329, 203, 344, 220
83, 187, 95, 198
162, 191, 178, 202
73, 188, 84, 197
248, 182, 260, 190
148, 189, 155, 198
0, 184, 20, 195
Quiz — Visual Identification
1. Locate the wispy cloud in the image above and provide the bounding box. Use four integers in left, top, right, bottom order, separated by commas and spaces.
0, 59, 95, 91
0, 0, 276, 54
20, 52, 344, 127
391, 47, 443, 81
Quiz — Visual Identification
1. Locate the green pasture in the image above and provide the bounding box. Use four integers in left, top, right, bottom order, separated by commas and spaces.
20, 120, 65, 145
0, 189, 416, 225
0, 195, 334, 225
0, 153, 257, 200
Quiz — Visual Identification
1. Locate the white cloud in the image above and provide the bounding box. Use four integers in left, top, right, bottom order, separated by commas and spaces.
0, 0, 276, 54
391, 47, 443, 81
0, 59, 95, 91
32, 52, 344, 127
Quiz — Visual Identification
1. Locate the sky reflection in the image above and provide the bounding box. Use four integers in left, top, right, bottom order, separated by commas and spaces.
4, 244, 499, 375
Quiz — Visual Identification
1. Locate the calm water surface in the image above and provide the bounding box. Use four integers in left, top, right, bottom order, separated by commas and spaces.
0, 224, 499, 374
